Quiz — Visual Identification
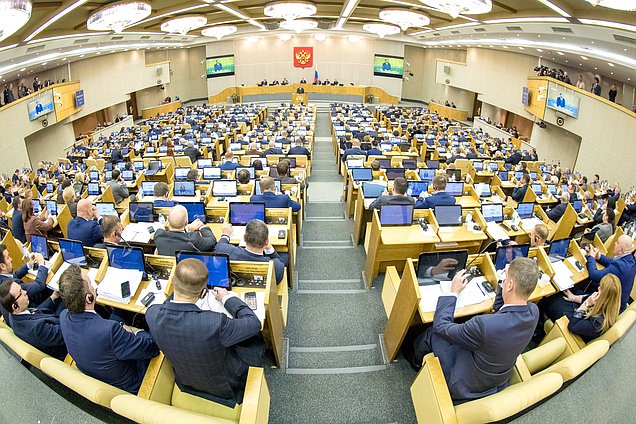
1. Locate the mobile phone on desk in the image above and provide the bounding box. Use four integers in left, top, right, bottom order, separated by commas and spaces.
244, 292, 257, 310
121, 281, 131, 298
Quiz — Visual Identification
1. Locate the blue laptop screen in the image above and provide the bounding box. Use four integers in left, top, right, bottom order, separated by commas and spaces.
229, 202, 265, 225
176, 252, 230, 289
108, 246, 145, 278
494, 244, 530, 271
129, 202, 153, 223
379, 204, 413, 226
59, 239, 87, 266
179, 202, 206, 223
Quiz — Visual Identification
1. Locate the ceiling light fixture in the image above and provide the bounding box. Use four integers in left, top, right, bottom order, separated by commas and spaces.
215, 3, 265, 30
379, 8, 430, 31
335, 0, 358, 29
87, 1, 152, 33
314, 33, 327, 41
278, 33, 292, 41
161, 15, 207, 35
280, 19, 317, 33
536, 0, 571, 18
363, 22, 400, 38
0, 0, 32, 42
419, 0, 491, 19
348, 35, 361, 42
608, 62, 614, 66
581, 55, 588, 60
263, 1, 316, 21
585, 0, 636, 11
24, 0, 88, 42
201, 25, 237, 40
557, 51, 564, 55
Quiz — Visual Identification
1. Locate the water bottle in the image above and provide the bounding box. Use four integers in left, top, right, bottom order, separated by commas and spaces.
158, 213, 165, 225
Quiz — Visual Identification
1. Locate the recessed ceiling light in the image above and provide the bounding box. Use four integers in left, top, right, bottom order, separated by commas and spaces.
557, 51, 564, 55
628, 78, 631, 81
20, 68, 25, 71
538, 35, 541, 37
580, 56, 588, 60
611, 72, 613, 75
579, 63, 582, 65
608, 62, 615, 67
624, 48, 628, 51
518, 46, 524, 50
594, 67, 597, 70
80, 54, 85, 57
536, 48, 543, 52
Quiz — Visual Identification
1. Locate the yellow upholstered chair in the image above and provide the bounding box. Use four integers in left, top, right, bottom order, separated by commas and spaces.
56, 204, 73, 238
0, 327, 51, 370
40, 357, 128, 409
512, 338, 609, 384
175, 156, 194, 168
410, 354, 563, 424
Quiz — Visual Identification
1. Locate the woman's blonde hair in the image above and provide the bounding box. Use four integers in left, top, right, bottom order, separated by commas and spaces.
587, 273, 621, 334
62, 186, 75, 204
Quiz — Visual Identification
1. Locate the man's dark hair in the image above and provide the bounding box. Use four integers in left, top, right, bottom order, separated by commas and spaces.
101, 215, 121, 237
237, 169, 251, 184
392, 177, 408, 195
58, 264, 89, 314
187, 169, 198, 181
112, 169, 121, 180
244, 219, 269, 248
153, 182, 170, 198
0, 280, 16, 312
521, 174, 530, 184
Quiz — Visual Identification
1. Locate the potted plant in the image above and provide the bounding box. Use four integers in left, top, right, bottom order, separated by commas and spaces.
231, 93, 240, 103
365, 93, 374, 104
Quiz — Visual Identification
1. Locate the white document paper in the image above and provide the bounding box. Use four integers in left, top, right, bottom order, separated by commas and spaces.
48, 261, 99, 291
486, 222, 509, 241
196, 291, 266, 321
441, 277, 492, 307
418, 285, 443, 313
520, 218, 544, 230
121, 223, 164, 243
551, 260, 574, 291
97, 267, 143, 303
135, 279, 169, 307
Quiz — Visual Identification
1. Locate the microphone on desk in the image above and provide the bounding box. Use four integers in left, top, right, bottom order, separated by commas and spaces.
465, 239, 506, 270
115, 232, 133, 249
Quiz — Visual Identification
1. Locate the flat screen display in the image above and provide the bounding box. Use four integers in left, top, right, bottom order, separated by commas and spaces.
546, 82, 580, 118
373, 55, 404, 79
206, 55, 235, 78
494, 244, 530, 271
229, 202, 265, 225
28, 92, 54, 121
379, 204, 413, 226
176, 252, 231, 289
417, 250, 468, 283
75, 89, 85, 107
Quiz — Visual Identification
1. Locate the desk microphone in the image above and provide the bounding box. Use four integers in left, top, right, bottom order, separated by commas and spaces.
187, 242, 203, 253
115, 232, 133, 249
465, 239, 505, 270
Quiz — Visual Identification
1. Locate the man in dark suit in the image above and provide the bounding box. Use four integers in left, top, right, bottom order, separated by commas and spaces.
183, 141, 201, 165
152, 182, 174, 207
278, 131, 293, 145
511, 173, 530, 203
415, 175, 456, 209
369, 177, 415, 211
154, 205, 217, 256
11, 196, 26, 243
547, 192, 570, 222
220, 151, 239, 171
262, 141, 283, 156
0, 280, 66, 359
67, 199, 104, 247
110, 144, 124, 164
244, 142, 262, 158
341, 139, 366, 162
365, 140, 383, 157
58, 265, 159, 393
408, 258, 540, 402
250, 177, 301, 212
146, 259, 263, 407
215, 220, 286, 284
465, 147, 479, 159
506, 150, 522, 165
586, 235, 636, 311
93, 215, 124, 249
287, 139, 310, 158
276, 160, 305, 191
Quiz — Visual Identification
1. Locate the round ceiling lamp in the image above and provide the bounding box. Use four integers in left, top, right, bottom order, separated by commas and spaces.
363, 23, 401, 38
201, 25, 237, 40
161, 15, 207, 35
264, 1, 317, 21
585, 0, 636, 11
87, 1, 152, 33
280, 19, 317, 33
0, 0, 32, 42
379, 8, 430, 31
419, 0, 492, 19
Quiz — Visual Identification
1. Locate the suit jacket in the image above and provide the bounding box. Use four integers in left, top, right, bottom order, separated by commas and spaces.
288, 146, 310, 157
11, 209, 26, 243
586, 253, 636, 311
25, 216, 54, 243
432, 294, 539, 402
214, 238, 285, 284
220, 161, 238, 171
341, 147, 366, 162
547, 203, 567, 222
154, 199, 175, 208
262, 148, 283, 156
154, 227, 217, 256
60, 310, 159, 393
146, 298, 263, 407
250, 192, 300, 212
183, 147, 201, 164
414, 191, 456, 209
568, 311, 604, 343
368, 195, 415, 211
0, 265, 51, 323
107, 180, 129, 204
366, 148, 383, 156
466, 152, 479, 159
110, 149, 124, 163
243, 149, 262, 157
511, 184, 529, 203
67, 216, 104, 247
9, 304, 67, 359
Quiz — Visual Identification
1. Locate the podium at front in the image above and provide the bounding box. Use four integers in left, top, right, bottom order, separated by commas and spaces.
292, 93, 308, 105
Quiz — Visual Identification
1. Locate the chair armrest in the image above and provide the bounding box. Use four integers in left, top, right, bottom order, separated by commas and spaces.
537, 340, 609, 382
540, 316, 585, 357
0, 328, 50, 370
111, 394, 235, 424
138, 352, 175, 404
521, 337, 567, 374
410, 355, 458, 424
239, 367, 270, 424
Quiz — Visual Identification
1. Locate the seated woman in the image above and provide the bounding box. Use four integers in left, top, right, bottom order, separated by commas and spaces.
62, 186, 78, 218
23, 198, 54, 243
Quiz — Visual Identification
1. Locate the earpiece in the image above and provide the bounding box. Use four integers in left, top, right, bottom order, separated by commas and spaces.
86, 293, 95, 303
200, 288, 207, 299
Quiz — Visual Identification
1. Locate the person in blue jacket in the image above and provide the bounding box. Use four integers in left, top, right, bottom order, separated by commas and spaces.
250, 177, 301, 212
415, 174, 456, 209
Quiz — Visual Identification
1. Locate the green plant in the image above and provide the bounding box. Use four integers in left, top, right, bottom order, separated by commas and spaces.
365, 93, 374, 103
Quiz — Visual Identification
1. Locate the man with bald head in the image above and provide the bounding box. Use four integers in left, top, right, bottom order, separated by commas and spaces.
67, 199, 103, 247
262, 141, 283, 156
153, 204, 217, 256
586, 234, 636, 311
244, 142, 262, 157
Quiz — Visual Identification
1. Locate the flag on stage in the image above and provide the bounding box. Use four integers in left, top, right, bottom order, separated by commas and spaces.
313, 67, 319, 84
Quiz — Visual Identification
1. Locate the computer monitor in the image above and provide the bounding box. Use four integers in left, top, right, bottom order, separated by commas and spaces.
386, 168, 405, 180
419, 168, 435, 182
362, 182, 386, 198
87, 182, 100, 196
59, 239, 87, 266
494, 244, 530, 271
497, 171, 509, 181
379, 204, 414, 226
107, 246, 146, 279
179, 202, 206, 223
46, 182, 54, 193
351, 168, 372, 182
229, 143, 241, 151
488, 162, 499, 171
347, 158, 364, 169
159, 146, 167, 153
104, 170, 112, 181
133, 161, 145, 171
474, 183, 492, 197
45, 200, 57, 216
515, 171, 524, 181
203, 167, 222, 180
426, 160, 439, 169
446, 182, 464, 197
516, 202, 534, 220
175, 167, 190, 180
530, 171, 538, 180
174, 180, 196, 196
549, 238, 570, 260
547, 184, 557, 195
96, 202, 117, 217
531, 184, 543, 195
129, 202, 154, 223
586, 199, 594, 210
406, 181, 428, 197
255, 179, 281, 195
141, 181, 158, 196
434, 205, 463, 227
377, 159, 391, 169
121, 170, 133, 182
473, 161, 483, 171
30, 234, 48, 260
573, 199, 582, 213
402, 159, 417, 170
237, 167, 255, 179
417, 250, 468, 283
481, 203, 504, 223
212, 180, 238, 197
446, 169, 462, 182
174, 145, 184, 152
198, 158, 213, 168
89, 170, 99, 181
176, 251, 231, 289
229, 202, 266, 225
380, 143, 392, 152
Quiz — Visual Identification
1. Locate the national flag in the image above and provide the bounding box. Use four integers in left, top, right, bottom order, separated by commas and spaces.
313, 67, 319, 84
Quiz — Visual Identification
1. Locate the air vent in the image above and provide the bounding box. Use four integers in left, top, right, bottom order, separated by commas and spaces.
614, 34, 636, 45
140, 35, 150, 39
506, 26, 522, 31
263, 20, 279, 30
111, 36, 124, 40
474, 28, 486, 32
26, 45, 45, 53
551, 27, 573, 33
163, 36, 172, 40
433, 32, 441, 36
317, 19, 333, 30
451, 30, 460, 34
72, 39, 89, 45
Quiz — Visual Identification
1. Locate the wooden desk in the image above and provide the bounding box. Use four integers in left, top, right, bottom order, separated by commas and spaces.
141, 100, 183, 119
429, 103, 469, 121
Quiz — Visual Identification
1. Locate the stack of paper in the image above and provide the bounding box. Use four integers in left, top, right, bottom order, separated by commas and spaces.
48, 262, 98, 291
551, 261, 574, 291
520, 218, 544, 230
196, 291, 266, 321
97, 267, 143, 303
486, 222, 509, 241
121, 223, 164, 243
419, 278, 493, 312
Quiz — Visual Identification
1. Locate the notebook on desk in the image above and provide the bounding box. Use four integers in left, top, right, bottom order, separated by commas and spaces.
196, 291, 265, 321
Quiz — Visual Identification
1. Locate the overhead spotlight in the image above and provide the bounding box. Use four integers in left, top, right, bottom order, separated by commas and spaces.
348, 35, 361, 43
279, 33, 292, 41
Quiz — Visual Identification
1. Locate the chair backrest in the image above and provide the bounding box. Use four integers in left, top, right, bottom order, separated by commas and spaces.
410, 354, 457, 424
57, 204, 73, 238
595, 310, 636, 346
521, 337, 567, 375
0, 327, 50, 369
175, 156, 194, 168
536, 340, 609, 382
101, 184, 115, 204
551, 203, 577, 241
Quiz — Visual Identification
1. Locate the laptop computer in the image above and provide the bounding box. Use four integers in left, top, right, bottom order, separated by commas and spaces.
30, 234, 49, 260
175, 167, 190, 180
59, 239, 88, 267
212, 180, 238, 197
122, 170, 134, 182
141, 181, 158, 197
417, 250, 468, 286
419, 168, 435, 182
434, 205, 463, 227
446, 169, 462, 182
87, 182, 100, 196
96, 202, 117, 217
178, 202, 206, 223
351, 168, 372, 182
107, 246, 147, 280
176, 251, 231, 289
494, 244, 530, 271
481, 203, 504, 223
406, 181, 428, 197
198, 158, 213, 168
203, 167, 222, 180
379, 204, 413, 226
446, 182, 464, 197
361, 182, 386, 198
145, 161, 161, 176
129, 202, 154, 223
174, 180, 196, 197
386, 168, 406, 180
548, 238, 570, 262
516, 202, 534, 219
229, 202, 266, 226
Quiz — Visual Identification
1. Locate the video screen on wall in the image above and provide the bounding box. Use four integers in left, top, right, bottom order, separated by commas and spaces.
373, 55, 404, 79
75, 89, 85, 107
546, 82, 580, 118
27, 92, 54, 121
206, 55, 235, 78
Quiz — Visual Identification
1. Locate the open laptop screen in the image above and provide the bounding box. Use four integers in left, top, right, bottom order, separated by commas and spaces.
417, 250, 468, 283
494, 244, 530, 271
229, 202, 265, 225
434, 205, 462, 227
379, 204, 413, 226
176, 251, 231, 289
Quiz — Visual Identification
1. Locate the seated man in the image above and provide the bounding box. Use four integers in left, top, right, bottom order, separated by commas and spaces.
511, 173, 530, 203
341, 139, 366, 162
58, 264, 159, 393
107, 169, 130, 204
407, 258, 539, 402
67, 199, 104, 247
250, 177, 301, 212
154, 205, 217, 256
529, 223, 549, 247
262, 141, 283, 156
183, 140, 201, 165
237, 169, 251, 185
153, 182, 174, 207
244, 142, 262, 158
220, 151, 238, 171
186, 168, 199, 181
368, 177, 415, 211
215, 220, 286, 284
276, 160, 305, 191
366, 140, 382, 157
93, 215, 124, 249
0, 249, 50, 323
0, 280, 66, 359
287, 139, 310, 158
586, 235, 636, 311
146, 259, 263, 407
547, 192, 570, 222
414, 175, 456, 209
